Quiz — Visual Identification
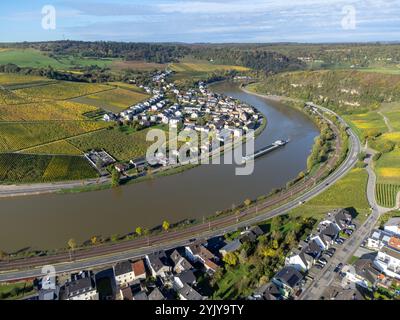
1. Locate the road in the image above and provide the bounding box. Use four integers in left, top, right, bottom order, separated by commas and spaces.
0, 102, 361, 283
299, 148, 392, 300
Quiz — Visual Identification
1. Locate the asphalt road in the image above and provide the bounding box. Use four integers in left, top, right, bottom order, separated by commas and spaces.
0, 103, 361, 283
299, 148, 391, 300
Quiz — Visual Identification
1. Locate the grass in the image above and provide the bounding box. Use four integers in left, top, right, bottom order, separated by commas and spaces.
0, 101, 98, 121
0, 121, 108, 152
68, 126, 156, 161
376, 184, 400, 208
0, 153, 98, 184
72, 87, 149, 113
0, 281, 35, 300
0, 49, 117, 69
289, 168, 370, 223
356, 65, 400, 75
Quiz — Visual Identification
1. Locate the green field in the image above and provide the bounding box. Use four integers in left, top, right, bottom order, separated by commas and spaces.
0, 73, 53, 87
68, 126, 155, 161
0, 153, 98, 183
376, 184, 400, 208
0, 49, 117, 69
289, 168, 370, 222
72, 87, 149, 113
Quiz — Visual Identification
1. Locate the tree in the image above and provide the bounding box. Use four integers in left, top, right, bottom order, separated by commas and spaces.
111, 169, 121, 187
67, 238, 77, 250
162, 220, 170, 231
135, 227, 143, 236
222, 252, 238, 266
90, 236, 98, 245
244, 199, 252, 206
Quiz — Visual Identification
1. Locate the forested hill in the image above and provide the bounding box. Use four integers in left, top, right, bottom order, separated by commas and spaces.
248, 70, 400, 114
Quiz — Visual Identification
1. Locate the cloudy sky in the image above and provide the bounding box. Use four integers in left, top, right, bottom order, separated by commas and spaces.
1, 0, 399, 43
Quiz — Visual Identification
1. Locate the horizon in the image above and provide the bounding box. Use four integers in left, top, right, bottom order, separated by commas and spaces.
1, 0, 400, 43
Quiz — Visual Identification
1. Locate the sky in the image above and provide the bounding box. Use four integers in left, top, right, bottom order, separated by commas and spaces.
0, 0, 399, 43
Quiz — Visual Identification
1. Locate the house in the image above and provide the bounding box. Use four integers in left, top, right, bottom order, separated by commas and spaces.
114, 261, 135, 286
366, 229, 393, 250
185, 243, 216, 264
114, 163, 127, 173
286, 239, 323, 272
133, 291, 148, 300
59, 271, 98, 300
145, 251, 172, 277
219, 239, 242, 256
272, 266, 304, 298
120, 286, 134, 300
174, 270, 197, 289
148, 287, 166, 300
252, 282, 282, 300
178, 284, 205, 300
374, 245, 400, 279
132, 259, 147, 280
130, 157, 148, 170
170, 249, 193, 274
333, 209, 352, 230
354, 258, 381, 288
384, 218, 400, 237
38, 287, 60, 300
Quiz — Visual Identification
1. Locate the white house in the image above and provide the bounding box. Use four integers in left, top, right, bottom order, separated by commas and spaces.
114, 261, 135, 286
366, 229, 392, 250
374, 245, 400, 279
384, 218, 400, 237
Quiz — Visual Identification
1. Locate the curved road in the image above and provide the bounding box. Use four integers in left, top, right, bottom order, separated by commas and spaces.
0, 101, 361, 282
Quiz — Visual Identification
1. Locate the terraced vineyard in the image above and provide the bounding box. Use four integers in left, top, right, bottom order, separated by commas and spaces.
68, 126, 155, 161
376, 183, 400, 208
24, 140, 83, 156
0, 121, 108, 152
72, 87, 149, 113
0, 153, 98, 183
0, 101, 98, 121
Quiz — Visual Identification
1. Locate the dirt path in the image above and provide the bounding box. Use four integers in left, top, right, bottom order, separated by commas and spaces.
378, 111, 393, 132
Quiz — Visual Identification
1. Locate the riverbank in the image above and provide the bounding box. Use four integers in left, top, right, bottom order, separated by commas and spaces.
0, 82, 319, 251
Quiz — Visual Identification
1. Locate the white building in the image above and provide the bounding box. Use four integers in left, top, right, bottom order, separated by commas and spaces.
384, 218, 400, 237
374, 245, 400, 279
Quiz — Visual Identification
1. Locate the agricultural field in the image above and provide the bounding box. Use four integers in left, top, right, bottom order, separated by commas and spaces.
24, 140, 83, 156
68, 126, 156, 161
376, 183, 400, 208
344, 112, 388, 140
0, 153, 98, 184
0, 49, 118, 69
11, 82, 113, 102
0, 121, 108, 152
111, 60, 166, 71
0, 101, 98, 121
289, 168, 370, 222
0, 73, 53, 87
71, 87, 149, 113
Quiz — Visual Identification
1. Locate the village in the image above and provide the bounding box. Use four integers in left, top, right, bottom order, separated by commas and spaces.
89, 70, 263, 175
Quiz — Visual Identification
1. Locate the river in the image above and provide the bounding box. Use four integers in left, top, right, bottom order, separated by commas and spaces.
0, 82, 319, 251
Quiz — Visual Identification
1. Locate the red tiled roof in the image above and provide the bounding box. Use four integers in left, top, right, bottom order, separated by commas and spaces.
132, 260, 146, 276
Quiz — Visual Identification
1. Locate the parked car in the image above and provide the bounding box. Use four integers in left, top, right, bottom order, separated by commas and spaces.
315, 264, 323, 270
319, 257, 328, 264
334, 263, 343, 273
348, 224, 356, 230
335, 239, 344, 245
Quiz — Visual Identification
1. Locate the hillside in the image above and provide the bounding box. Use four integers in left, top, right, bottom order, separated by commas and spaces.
249, 70, 400, 114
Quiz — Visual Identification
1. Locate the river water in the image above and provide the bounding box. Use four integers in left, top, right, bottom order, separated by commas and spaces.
0, 82, 319, 251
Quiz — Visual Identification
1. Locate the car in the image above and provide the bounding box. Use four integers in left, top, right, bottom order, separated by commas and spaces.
315, 264, 323, 270
319, 257, 328, 264
324, 252, 333, 258
334, 263, 343, 273
298, 201, 305, 205
348, 224, 356, 229
327, 248, 336, 254
335, 239, 344, 245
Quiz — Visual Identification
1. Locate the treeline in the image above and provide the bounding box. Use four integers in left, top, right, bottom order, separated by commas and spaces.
0, 63, 155, 84
190, 47, 305, 73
